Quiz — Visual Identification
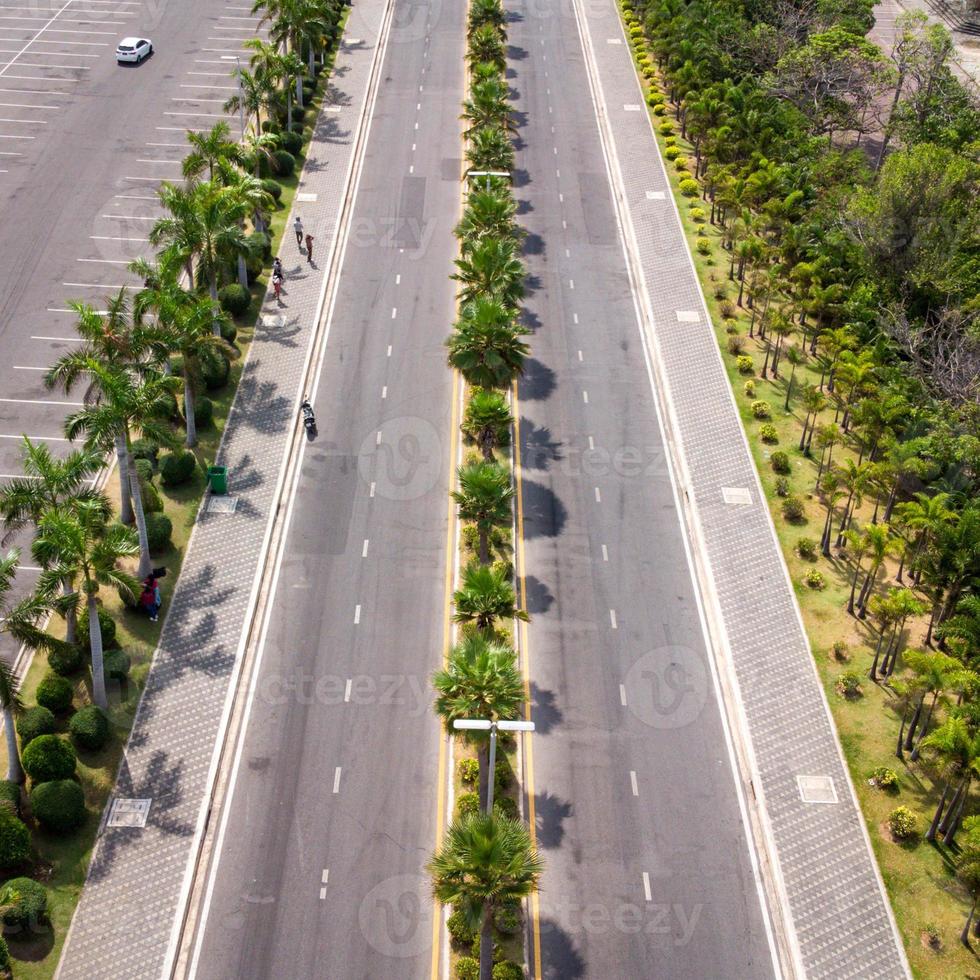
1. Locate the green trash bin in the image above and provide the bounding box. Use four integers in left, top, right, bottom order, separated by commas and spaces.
208, 465, 228, 494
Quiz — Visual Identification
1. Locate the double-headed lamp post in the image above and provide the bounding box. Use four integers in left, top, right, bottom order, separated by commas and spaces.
453, 718, 535, 812
467, 170, 510, 193
221, 55, 245, 140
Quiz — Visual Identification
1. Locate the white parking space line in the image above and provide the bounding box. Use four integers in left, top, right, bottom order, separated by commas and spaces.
21, 39, 111, 45
63, 281, 135, 288
77, 257, 133, 264
90, 235, 148, 242
0, 133, 33, 138
136, 159, 179, 165
0, 396, 82, 406
171, 97, 227, 104
180, 84, 236, 90
344, 679, 351, 702
36, 27, 118, 35
0, 101, 59, 108
12, 365, 47, 371
0, 433, 69, 442
0, 117, 44, 123
0, 87, 69, 95
30, 334, 82, 341
121, 175, 163, 181
113, 194, 157, 200
156, 125, 208, 132
164, 111, 226, 118
143, 143, 183, 148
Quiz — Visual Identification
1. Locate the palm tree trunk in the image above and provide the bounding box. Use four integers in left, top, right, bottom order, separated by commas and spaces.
209, 272, 221, 337
896, 705, 907, 760
3, 706, 22, 783
868, 632, 885, 682
296, 71, 304, 109
127, 448, 153, 580
942, 774, 971, 844
63, 578, 77, 645
116, 433, 134, 525
88, 593, 108, 710
184, 375, 198, 448
479, 907, 493, 980
478, 529, 489, 566
237, 253, 249, 289
910, 693, 938, 761
962, 895, 977, 947
904, 694, 924, 751
286, 90, 293, 131
847, 561, 862, 615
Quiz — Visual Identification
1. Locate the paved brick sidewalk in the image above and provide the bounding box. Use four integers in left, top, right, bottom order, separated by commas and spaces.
55, 4, 391, 977
570, 0, 911, 976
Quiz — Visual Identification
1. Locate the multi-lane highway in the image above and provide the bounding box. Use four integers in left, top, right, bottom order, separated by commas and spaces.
0, 0, 265, 637
508, 0, 780, 975
184, 2, 463, 976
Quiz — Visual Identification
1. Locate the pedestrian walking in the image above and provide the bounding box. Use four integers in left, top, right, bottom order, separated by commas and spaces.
294, 217, 304, 249
273, 256, 283, 280
272, 272, 283, 304
305, 233, 314, 265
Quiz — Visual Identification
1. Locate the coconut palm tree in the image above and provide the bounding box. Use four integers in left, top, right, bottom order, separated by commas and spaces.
0, 438, 105, 643
432, 633, 523, 808
32, 500, 140, 710
466, 127, 515, 176
461, 388, 512, 461
63, 362, 180, 579
453, 563, 528, 633
223, 67, 268, 134
921, 714, 980, 842
183, 122, 240, 182
213, 157, 276, 274
429, 812, 541, 980
241, 130, 281, 179
855, 523, 901, 617
0, 660, 23, 785
834, 459, 870, 549
462, 78, 513, 135
903, 649, 961, 759
456, 190, 520, 251
895, 491, 953, 584
453, 238, 525, 309
880, 588, 926, 677
453, 462, 514, 565
447, 299, 529, 390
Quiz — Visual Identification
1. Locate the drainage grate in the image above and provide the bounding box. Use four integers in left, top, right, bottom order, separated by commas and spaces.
721, 486, 752, 506
796, 775, 838, 804
207, 495, 238, 514
107, 798, 152, 828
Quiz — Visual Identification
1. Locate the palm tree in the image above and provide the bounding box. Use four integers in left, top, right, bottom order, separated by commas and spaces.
63, 362, 180, 579
0, 661, 23, 784
428, 813, 541, 980
468, 0, 507, 36
183, 122, 240, 182
279, 50, 305, 129
453, 563, 528, 633
0, 437, 105, 643
456, 190, 520, 250
461, 388, 512, 461
921, 714, 980, 842
880, 588, 926, 677
834, 459, 870, 549
452, 238, 525, 309
466, 126, 515, 175
447, 299, 529, 390
895, 491, 953, 584
855, 523, 900, 617
241, 130, 281, 179
903, 649, 961, 759
213, 157, 276, 276
462, 79, 513, 136
32, 501, 140, 710
958, 817, 980, 945
223, 67, 268, 134
432, 633, 523, 807
938, 595, 980, 666
468, 23, 505, 71
151, 183, 203, 289
453, 462, 514, 565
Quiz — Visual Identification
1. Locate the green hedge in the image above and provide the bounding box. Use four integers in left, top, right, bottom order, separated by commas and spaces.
201, 348, 231, 390
134, 457, 154, 484
0, 781, 20, 818
281, 130, 303, 155
35, 673, 74, 714
69, 705, 110, 751
273, 149, 296, 177
22, 735, 76, 784
130, 438, 159, 465
160, 450, 197, 487
16, 705, 55, 746
103, 649, 131, 682
261, 178, 282, 202
0, 877, 47, 928
194, 396, 214, 429
30, 780, 86, 835
218, 283, 251, 317
0, 809, 31, 869
146, 512, 173, 554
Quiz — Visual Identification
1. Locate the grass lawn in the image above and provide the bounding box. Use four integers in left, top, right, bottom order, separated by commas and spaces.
622, 37, 980, 976
0, 35, 347, 978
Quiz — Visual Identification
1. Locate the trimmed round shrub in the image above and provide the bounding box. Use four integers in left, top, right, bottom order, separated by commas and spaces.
134, 457, 154, 485
759, 423, 779, 444
193, 396, 214, 429
690, 207, 706, 223
736, 355, 754, 375
653, 103, 666, 115
22, 734, 76, 784
696, 238, 711, 255
69, 705, 110, 751
774, 476, 790, 497
260, 119, 281, 134
36, 674, 73, 714
201, 348, 231, 390
493, 796, 518, 819
281, 130, 303, 155
664, 145, 681, 160
493, 904, 521, 934
272, 149, 296, 177
494, 762, 512, 792
458, 758, 479, 785
0, 810, 29, 869
888, 805, 917, 840
456, 792, 480, 817
30, 780, 85, 835
140, 479, 163, 514
726, 335, 744, 355
291, 107, 307, 125
781, 495, 805, 523
0, 877, 47, 928
218, 283, 251, 317
16, 706, 55, 747
0, 781, 19, 818
743, 380, 756, 397
673, 156, 689, 172
679, 178, 699, 197
130, 438, 159, 465
447, 909, 477, 945
246, 250, 264, 283
803, 567, 826, 590
103, 649, 131, 682
870, 766, 899, 791
493, 964, 524, 980
751, 400, 771, 420
663, 132, 675, 145
770, 450, 790, 474
261, 178, 282, 203
145, 512, 173, 555
78, 606, 116, 654
160, 449, 196, 487
220, 320, 239, 346
676, 170, 693, 182
796, 537, 817, 560
659, 120, 674, 134
836, 670, 863, 698
456, 958, 479, 980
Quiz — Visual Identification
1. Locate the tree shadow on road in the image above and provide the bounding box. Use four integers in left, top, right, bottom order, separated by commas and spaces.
226, 365, 293, 435
520, 419, 562, 470
524, 574, 554, 615
518, 358, 556, 402
533, 790, 572, 848
530, 681, 562, 733
538, 921, 586, 979
519, 478, 567, 538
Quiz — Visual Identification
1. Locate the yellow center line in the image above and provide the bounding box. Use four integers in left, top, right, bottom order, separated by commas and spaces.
431, 367, 461, 980
513, 381, 544, 980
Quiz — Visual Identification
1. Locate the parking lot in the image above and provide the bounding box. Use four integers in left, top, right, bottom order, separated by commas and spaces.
0, 0, 265, 655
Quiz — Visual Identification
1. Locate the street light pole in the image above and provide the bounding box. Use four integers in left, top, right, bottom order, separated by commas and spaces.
221, 55, 245, 140
453, 718, 535, 812
467, 170, 510, 193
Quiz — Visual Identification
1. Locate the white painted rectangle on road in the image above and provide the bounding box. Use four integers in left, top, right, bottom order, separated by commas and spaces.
675, 310, 700, 322
630, 771, 638, 796
642, 872, 652, 902
353, 604, 361, 624
332, 767, 341, 794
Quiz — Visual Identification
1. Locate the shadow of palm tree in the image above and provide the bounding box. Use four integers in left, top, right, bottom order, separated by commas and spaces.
538, 921, 586, 979
524, 575, 554, 615
519, 478, 567, 538
533, 790, 572, 848
520, 420, 562, 470
518, 358, 556, 401
530, 681, 562, 733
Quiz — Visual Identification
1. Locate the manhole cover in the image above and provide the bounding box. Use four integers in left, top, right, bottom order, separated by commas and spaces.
721, 486, 752, 506
797, 775, 837, 804
207, 495, 238, 514
107, 798, 152, 828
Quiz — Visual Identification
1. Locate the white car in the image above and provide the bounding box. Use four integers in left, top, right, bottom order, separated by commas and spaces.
116, 37, 153, 63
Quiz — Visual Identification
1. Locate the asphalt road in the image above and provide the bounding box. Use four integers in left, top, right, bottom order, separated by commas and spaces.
0, 0, 266, 647
507, 1, 780, 976
186, 3, 462, 977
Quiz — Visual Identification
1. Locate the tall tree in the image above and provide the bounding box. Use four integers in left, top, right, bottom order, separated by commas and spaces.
447, 299, 529, 390
453, 462, 514, 566
453, 563, 528, 634
461, 388, 512, 461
